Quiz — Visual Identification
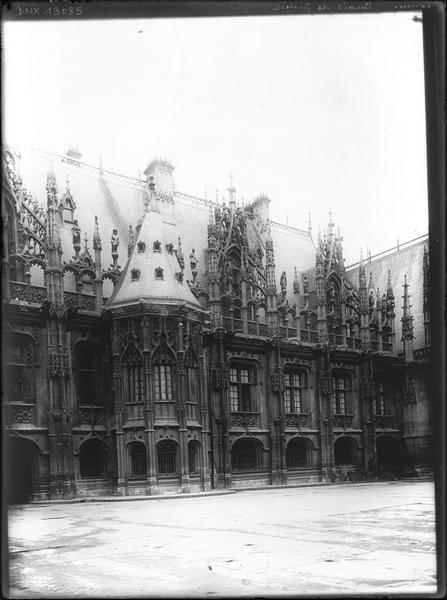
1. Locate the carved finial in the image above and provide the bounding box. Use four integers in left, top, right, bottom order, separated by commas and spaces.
401, 274, 414, 341
308, 210, 312, 232
93, 215, 102, 251
83, 232, 89, 252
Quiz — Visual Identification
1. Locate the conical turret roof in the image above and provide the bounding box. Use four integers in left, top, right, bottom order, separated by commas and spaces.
107, 195, 200, 309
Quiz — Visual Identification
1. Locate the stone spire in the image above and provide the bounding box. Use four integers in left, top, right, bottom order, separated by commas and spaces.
93, 216, 103, 309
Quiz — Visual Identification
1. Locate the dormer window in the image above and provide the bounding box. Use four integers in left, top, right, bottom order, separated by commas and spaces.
131, 268, 140, 281
176, 272, 184, 284
153, 241, 161, 253
166, 243, 174, 254
155, 267, 164, 280
137, 241, 146, 253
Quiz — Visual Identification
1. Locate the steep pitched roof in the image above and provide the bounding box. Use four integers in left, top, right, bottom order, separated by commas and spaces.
106, 196, 200, 309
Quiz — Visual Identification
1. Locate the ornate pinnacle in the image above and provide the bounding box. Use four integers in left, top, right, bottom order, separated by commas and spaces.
386, 269, 393, 296
46, 170, 58, 207
128, 225, 134, 257
93, 216, 102, 251
401, 274, 414, 341
83, 232, 89, 253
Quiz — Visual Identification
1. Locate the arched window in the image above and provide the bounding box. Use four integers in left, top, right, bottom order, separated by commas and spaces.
186, 364, 199, 420
334, 437, 357, 466
331, 372, 352, 415
286, 438, 311, 469
231, 438, 261, 471
123, 345, 143, 404
247, 303, 256, 322
129, 442, 147, 478
80, 439, 106, 479
154, 364, 173, 401
229, 363, 258, 412
75, 342, 101, 405
153, 241, 161, 252
157, 441, 177, 474
5, 333, 35, 404
188, 440, 201, 474
284, 369, 308, 413
375, 381, 385, 415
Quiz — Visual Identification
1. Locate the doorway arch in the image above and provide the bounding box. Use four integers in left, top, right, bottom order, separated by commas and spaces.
376, 435, 403, 473
6, 436, 38, 504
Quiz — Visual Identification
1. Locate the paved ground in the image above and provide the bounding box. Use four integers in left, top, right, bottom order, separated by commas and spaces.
7, 481, 437, 598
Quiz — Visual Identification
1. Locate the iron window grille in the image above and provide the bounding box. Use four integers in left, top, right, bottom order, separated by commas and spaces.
286, 440, 309, 469
157, 442, 177, 474
130, 443, 147, 478
79, 441, 105, 479
231, 439, 260, 471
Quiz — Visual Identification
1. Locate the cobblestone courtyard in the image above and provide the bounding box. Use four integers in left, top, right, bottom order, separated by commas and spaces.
7, 480, 437, 598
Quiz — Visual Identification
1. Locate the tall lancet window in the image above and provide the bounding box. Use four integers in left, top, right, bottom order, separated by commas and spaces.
152, 336, 176, 419
122, 344, 143, 404
185, 347, 199, 420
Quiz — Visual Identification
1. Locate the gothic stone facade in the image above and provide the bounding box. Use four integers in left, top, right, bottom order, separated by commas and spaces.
2, 147, 432, 502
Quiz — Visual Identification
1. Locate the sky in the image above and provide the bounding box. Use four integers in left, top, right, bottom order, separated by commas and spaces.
3, 11, 428, 264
